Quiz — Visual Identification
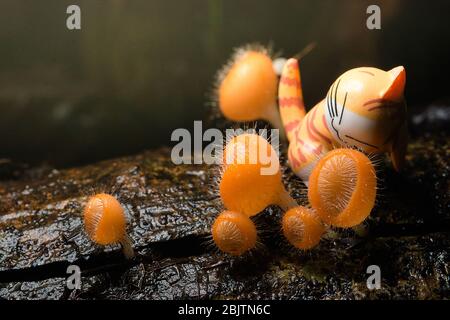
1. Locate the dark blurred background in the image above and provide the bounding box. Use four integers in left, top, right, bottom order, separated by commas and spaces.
0, 0, 449, 167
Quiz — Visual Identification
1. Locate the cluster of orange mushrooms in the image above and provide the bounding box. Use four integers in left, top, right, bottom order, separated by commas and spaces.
211, 133, 376, 256
210, 45, 382, 256
81, 133, 376, 259
80, 43, 409, 259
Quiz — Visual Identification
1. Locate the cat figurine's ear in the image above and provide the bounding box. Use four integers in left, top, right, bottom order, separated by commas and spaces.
390, 120, 408, 171
382, 66, 406, 101
385, 66, 407, 171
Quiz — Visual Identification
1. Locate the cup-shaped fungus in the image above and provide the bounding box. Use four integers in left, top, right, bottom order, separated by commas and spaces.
308, 149, 377, 228
217, 48, 284, 138
83, 193, 134, 259
282, 206, 324, 250
220, 133, 297, 216
212, 210, 257, 256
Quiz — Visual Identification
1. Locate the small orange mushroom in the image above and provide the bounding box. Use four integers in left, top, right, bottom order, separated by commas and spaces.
308, 149, 377, 228
217, 48, 284, 138
211, 210, 257, 256
83, 193, 134, 259
282, 206, 324, 250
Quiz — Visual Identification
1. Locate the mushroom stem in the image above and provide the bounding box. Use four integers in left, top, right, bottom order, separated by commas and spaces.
276, 187, 298, 211
120, 235, 135, 259
263, 104, 286, 141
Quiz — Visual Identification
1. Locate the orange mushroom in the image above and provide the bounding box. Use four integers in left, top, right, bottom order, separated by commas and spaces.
217, 48, 284, 138
83, 193, 134, 259
211, 210, 257, 256
220, 133, 297, 216
308, 149, 377, 228
282, 206, 325, 250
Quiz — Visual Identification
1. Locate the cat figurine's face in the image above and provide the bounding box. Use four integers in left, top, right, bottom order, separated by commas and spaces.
323, 66, 407, 154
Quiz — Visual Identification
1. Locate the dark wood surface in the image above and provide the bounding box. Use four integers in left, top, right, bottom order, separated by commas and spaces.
0, 118, 449, 299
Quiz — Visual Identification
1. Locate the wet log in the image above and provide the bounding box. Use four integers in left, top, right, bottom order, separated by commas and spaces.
0, 110, 449, 299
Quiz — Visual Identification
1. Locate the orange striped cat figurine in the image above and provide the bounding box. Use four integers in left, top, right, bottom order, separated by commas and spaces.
279, 58, 408, 183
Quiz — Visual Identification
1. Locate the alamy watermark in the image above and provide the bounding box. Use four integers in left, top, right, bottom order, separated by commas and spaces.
366, 5, 381, 30
66, 5, 81, 30
66, 264, 81, 290
366, 265, 381, 290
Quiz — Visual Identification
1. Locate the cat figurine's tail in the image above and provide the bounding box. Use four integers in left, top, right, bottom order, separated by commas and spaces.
278, 58, 306, 142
